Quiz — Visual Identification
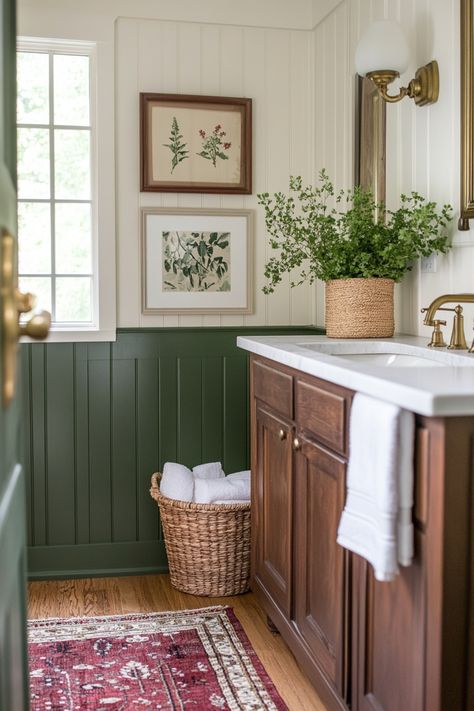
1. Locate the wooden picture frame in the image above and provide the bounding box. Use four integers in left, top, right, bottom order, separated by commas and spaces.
140, 93, 252, 194
141, 207, 254, 314
354, 75, 386, 203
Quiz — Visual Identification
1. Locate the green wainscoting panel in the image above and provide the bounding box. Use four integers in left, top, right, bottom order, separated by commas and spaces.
22, 326, 321, 579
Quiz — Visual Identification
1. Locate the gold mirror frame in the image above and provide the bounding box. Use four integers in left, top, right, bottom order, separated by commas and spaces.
460, 0, 474, 230
354, 75, 386, 203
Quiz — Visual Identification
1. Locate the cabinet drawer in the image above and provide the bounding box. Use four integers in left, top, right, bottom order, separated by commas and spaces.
295, 378, 348, 454
253, 360, 293, 418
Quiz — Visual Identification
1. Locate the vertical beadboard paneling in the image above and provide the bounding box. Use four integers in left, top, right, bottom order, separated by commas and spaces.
45, 345, 76, 545
264, 30, 292, 325
202, 356, 224, 464
21, 346, 33, 545
177, 357, 203, 466
289, 30, 314, 326
111, 359, 137, 542
116, 18, 315, 329
74, 344, 90, 544
136, 359, 160, 541
30, 346, 47, 546
23, 326, 321, 576
115, 19, 141, 328
158, 356, 178, 466
88, 353, 112, 543
314, 0, 468, 335
223, 355, 249, 473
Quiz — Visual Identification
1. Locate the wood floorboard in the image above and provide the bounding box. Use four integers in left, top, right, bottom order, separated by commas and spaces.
28, 573, 327, 711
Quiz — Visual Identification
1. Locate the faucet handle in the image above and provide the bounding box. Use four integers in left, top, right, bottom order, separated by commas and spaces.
428, 319, 447, 348
447, 305, 468, 350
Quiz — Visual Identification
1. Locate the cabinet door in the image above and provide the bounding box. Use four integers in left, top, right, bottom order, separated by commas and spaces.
294, 435, 349, 698
253, 404, 293, 618
353, 427, 428, 711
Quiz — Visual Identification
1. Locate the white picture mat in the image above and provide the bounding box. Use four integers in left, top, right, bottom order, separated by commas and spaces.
143, 210, 252, 312
151, 106, 242, 184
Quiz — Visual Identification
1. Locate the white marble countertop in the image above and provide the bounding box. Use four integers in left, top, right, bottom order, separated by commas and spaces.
237, 334, 474, 416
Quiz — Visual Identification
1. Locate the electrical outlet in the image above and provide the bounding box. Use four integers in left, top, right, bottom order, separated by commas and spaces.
421, 254, 437, 273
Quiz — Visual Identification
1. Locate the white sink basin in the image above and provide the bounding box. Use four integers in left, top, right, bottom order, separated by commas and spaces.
297, 340, 474, 367
337, 352, 443, 367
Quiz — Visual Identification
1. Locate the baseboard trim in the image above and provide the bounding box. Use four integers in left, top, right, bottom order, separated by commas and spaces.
27, 540, 168, 580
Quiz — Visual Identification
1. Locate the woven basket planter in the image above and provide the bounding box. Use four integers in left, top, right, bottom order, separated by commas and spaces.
325, 277, 395, 338
150, 473, 251, 596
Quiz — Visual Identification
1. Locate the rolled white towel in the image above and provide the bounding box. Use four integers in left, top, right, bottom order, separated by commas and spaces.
160, 462, 194, 502
194, 476, 250, 504
227, 470, 250, 481
193, 462, 225, 480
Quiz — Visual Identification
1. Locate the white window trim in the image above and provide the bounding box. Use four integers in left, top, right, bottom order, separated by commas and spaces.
17, 36, 116, 343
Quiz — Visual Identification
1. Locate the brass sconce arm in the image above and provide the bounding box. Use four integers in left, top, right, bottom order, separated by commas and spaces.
366, 61, 439, 107
366, 70, 408, 103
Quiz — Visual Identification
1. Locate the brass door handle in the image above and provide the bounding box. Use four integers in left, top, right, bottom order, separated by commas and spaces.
293, 437, 301, 451
1, 232, 51, 405
278, 429, 287, 441
19, 310, 51, 339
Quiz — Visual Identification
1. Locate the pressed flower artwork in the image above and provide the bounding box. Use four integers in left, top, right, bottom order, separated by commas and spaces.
197, 125, 231, 166
162, 230, 231, 292
140, 94, 251, 193
162, 116, 189, 173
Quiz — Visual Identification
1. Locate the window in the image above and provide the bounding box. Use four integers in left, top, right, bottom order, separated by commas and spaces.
16, 39, 115, 340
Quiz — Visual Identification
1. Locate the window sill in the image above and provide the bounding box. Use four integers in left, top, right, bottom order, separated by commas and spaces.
21, 328, 116, 344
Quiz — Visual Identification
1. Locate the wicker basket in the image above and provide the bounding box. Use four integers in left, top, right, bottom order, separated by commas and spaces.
325, 277, 395, 338
149, 473, 251, 596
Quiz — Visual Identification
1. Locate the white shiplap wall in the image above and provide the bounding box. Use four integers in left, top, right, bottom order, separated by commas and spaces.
116, 18, 315, 327
313, 0, 471, 336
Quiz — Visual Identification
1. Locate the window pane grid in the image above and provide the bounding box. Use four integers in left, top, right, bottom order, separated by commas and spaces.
17, 47, 93, 326
49, 51, 56, 321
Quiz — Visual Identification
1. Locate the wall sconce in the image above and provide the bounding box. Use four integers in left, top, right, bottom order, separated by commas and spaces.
355, 20, 439, 106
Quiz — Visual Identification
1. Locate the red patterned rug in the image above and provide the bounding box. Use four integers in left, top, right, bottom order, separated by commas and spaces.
28, 605, 288, 710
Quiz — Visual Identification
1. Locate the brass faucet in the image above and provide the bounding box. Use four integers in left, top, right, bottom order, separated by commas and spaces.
421, 293, 474, 350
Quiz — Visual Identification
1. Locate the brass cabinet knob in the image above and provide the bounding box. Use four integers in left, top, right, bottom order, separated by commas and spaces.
293, 437, 301, 451
19, 310, 51, 339
278, 429, 287, 441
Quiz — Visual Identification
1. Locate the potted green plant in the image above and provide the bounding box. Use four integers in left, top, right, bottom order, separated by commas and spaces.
258, 171, 453, 338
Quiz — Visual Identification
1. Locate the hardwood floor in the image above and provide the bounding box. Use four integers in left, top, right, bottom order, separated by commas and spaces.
28, 573, 327, 710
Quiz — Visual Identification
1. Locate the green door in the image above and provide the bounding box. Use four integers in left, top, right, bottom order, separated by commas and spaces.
0, 0, 29, 708
0, 0, 50, 707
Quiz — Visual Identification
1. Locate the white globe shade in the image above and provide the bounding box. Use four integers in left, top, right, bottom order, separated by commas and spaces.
355, 20, 410, 76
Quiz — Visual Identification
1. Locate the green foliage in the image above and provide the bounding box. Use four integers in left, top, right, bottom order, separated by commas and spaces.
163, 231, 230, 292
163, 117, 189, 173
257, 170, 454, 293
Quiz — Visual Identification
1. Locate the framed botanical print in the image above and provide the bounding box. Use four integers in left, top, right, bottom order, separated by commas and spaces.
140, 93, 252, 194
141, 207, 253, 314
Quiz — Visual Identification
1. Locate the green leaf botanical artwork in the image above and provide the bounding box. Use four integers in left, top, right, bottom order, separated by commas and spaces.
162, 230, 231, 292
197, 124, 232, 167
163, 117, 189, 173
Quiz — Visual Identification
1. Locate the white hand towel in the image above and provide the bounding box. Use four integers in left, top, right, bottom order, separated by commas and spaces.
192, 462, 225, 480
160, 462, 194, 502
337, 393, 415, 582
194, 476, 250, 504
227, 470, 251, 481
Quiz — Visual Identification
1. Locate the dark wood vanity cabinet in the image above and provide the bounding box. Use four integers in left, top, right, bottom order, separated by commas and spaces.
250, 354, 474, 711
